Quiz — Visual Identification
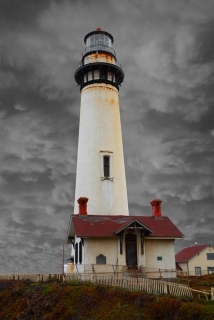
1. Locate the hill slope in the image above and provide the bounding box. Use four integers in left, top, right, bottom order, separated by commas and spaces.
0, 279, 214, 319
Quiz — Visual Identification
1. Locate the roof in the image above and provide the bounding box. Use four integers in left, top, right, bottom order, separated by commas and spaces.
176, 262, 182, 271
175, 244, 209, 263
67, 215, 184, 241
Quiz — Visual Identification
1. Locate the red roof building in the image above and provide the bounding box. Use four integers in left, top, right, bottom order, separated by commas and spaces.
66, 198, 184, 278
68, 214, 183, 239
175, 244, 214, 276
176, 244, 209, 263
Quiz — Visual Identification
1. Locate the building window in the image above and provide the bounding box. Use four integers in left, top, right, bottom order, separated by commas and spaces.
79, 241, 82, 264
96, 254, 106, 264
157, 256, 162, 261
207, 253, 214, 260
195, 267, 201, 276
103, 156, 110, 177
75, 243, 78, 264
207, 267, 214, 274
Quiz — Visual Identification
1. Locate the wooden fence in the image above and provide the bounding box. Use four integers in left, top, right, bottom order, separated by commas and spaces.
0, 273, 62, 282
65, 273, 193, 298
0, 272, 203, 299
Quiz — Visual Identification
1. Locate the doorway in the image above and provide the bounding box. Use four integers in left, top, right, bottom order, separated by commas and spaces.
125, 233, 137, 269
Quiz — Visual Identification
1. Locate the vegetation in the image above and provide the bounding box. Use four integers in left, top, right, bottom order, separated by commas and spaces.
0, 276, 214, 319
177, 274, 214, 291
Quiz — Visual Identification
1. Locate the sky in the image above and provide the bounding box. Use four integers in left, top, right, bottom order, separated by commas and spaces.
0, 0, 214, 273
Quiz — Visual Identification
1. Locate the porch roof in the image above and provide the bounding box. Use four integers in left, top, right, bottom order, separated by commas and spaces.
67, 215, 184, 241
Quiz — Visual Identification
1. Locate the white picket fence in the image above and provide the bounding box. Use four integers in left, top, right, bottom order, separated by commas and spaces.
65, 273, 193, 298
0, 272, 194, 298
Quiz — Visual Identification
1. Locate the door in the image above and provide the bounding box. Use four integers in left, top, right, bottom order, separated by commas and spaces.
125, 234, 137, 269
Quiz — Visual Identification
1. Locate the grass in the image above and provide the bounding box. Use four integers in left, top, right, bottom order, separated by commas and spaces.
0, 276, 213, 319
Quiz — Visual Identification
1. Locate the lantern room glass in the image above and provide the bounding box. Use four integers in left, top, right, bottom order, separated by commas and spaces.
86, 34, 112, 47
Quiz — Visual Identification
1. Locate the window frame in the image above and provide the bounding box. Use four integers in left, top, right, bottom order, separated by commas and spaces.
207, 253, 214, 260
96, 254, 107, 265
103, 155, 110, 178
75, 242, 78, 264
195, 266, 201, 276
100, 151, 113, 181
207, 267, 214, 274
79, 241, 82, 264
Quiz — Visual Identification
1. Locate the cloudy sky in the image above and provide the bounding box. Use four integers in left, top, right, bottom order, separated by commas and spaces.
1, 0, 214, 273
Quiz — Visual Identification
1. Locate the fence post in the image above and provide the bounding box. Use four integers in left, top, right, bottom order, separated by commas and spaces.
112, 265, 116, 276
166, 282, 170, 294
211, 287, 214, 301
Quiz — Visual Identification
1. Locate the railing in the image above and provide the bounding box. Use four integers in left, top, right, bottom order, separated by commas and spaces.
177, 270, 214, 277
67, 264, 177, 280
76, 58, 123, 70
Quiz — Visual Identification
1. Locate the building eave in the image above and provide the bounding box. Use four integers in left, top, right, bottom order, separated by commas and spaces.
66, 216, 75, 244
144, 236, 184, 240
114, 219, 152, 235
75, 235, 119, 239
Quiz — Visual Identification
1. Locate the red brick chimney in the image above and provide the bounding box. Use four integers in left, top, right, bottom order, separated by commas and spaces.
150, 199, 162, 217
77, 197, 88, 215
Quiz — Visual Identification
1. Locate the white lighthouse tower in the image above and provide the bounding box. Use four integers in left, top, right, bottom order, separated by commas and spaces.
73, 28, 129, 216
66, 29, 184, 275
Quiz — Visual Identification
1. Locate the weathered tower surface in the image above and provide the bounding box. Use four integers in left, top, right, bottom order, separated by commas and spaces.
74, 28, 129, 216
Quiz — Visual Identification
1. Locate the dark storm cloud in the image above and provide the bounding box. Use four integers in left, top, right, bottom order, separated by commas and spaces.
193, 21, 214, 64
0, 0, 214, 272
0, 0, 51, 27
2, 169, 55, 194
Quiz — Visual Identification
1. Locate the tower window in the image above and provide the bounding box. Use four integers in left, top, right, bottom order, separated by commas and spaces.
94, 70, 100, 80
107, 72, 113, 81
100, 70, 106, 80
100, 151, 113, 181
88, 71, 93, 81
103, 156, 110, 177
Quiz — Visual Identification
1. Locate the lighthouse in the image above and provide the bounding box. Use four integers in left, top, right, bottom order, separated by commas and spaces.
66, 29, 184, 277
73, 28, 129, 216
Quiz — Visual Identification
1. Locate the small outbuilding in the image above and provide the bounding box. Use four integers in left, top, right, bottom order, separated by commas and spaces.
176, 244, 214, 276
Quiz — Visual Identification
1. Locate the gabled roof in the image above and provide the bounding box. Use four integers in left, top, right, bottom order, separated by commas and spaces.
114, 219, 152, 235
175, 244, 209, 263
67, 215, 184, 241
